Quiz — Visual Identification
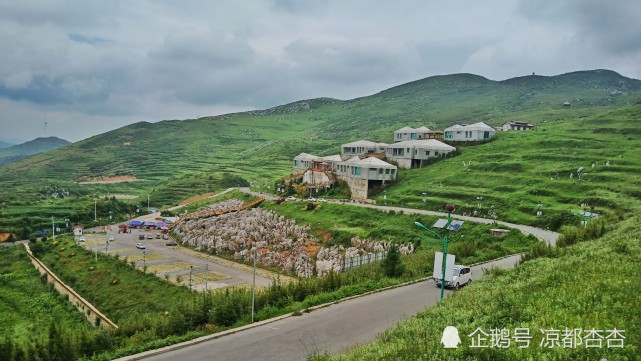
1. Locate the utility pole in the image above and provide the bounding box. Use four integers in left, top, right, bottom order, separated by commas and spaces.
147, 194, 150, 212
94, 198, 98, 222
251, 248, 257, 322
189, 265, 193, 291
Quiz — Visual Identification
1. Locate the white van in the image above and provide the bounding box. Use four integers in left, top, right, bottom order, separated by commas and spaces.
435, 265, 472, 289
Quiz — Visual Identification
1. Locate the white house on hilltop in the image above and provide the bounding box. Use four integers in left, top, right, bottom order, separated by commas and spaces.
341, 140, 388, 159
292, 152, 397, 201
444, 122, 495, 142
385, 139, 456, 168
394, 126, 444, 142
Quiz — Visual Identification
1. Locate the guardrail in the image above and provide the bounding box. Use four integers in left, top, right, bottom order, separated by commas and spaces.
22, 243, 118, 329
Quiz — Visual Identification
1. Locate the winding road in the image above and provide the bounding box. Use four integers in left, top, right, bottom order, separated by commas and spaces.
114, 189, 558, 360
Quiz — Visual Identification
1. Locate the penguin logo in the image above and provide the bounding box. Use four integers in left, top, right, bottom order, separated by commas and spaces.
441, 326, 461, 348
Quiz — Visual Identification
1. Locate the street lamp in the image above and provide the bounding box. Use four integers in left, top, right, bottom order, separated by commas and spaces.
536, 202, 543, 227
109, 211, 113, 221
65, 218, 70, 228
105, 241, 109, 256
383, 190, 387, 205
51, 215, 56, 241
422, 192, 427, 204
476, 196, 483, 210
415, 204, 463, 302
94, 198, 98, 222
142, 250, 146, 270
189, 265, 193, 291
251, 248, 257, 323
147, 194, 150, 212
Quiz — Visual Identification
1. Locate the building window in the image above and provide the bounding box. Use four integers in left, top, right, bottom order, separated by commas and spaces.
355, 167, 361, 176
435, 151, 439, 156
379, 168, 383, 174
411, 133, 417, 139
390, 169, 395, 174
484, 131, 490, 139
385, 169, 390, 174
293, 160, 298, 166
425, 151, 430, 156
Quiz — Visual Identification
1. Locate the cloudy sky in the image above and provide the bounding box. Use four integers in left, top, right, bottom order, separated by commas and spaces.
1, 0, 640, 143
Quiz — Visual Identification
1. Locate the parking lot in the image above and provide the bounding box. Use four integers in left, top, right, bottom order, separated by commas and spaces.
78, 226, 277, 291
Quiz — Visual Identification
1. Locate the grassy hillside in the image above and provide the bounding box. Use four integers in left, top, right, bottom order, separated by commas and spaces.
0, 70, 640, 233
0, 136, 70, 166
324, 216, 641, 361
377, 102, 641, 228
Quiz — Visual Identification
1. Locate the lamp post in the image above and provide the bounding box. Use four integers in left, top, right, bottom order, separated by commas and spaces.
422, 192, 427, 204
415, 204, 458, 302
476, 196, 483, 210
65, 218, 70, 229
189, 265, 193, 291
105, 241, 109, 256
142, 250, 146, 270
251, 248, 257, 323
51, 215, 55, 241
94, 198, 98, 222
147, 194, 150, 212
536, 202, 543, 227
383, 190, 387, 205
109, 210, 113, 221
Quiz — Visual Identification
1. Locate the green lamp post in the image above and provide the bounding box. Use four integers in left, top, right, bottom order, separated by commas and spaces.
415, 203, 458, 302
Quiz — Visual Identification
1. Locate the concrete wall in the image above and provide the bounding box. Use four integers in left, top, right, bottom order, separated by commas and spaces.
23, 244, 118, 329
341, 176, 369, 201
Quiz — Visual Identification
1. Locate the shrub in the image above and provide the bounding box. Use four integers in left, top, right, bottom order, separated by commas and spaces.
381, 244, 405, 278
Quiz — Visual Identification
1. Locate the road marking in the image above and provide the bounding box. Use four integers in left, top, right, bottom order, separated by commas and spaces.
267, 326, 279, 331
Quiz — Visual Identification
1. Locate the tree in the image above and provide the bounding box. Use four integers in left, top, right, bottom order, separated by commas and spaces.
381, 244, 405, 278
7, 233, 16, 244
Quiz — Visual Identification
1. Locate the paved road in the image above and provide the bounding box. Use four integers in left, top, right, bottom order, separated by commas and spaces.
235, 188, 559, 245
346, 203, 559, 246
125, 255, 520, 361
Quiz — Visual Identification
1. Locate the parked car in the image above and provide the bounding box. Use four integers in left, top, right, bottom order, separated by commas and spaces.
138, 234, 145, 240
286, 196, 297, 201
307, 197, 317, 202
79, 236, 86, 242
435, 265, 472, 289
135, 243, 146, 249
317, 198, 327, 203
162, 234, 169, 240
165, 240, 177, 246
146, 234, 153, 239
108, 235, 115, 241
155, 233, 161, 239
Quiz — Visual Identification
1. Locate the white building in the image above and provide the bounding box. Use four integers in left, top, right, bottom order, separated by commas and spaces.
444, 122, 495, 142
385, 139, 456, 168
341, 140, 388, 159
502, 121, 535, 131
293, 153, 318, 174
334, 157, 397, 200
394, 126, 443, 142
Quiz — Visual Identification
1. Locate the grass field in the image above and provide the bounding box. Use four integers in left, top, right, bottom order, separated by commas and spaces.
372, 103, 641, 229
324, 216, 641, 361
0, 245, 91, 343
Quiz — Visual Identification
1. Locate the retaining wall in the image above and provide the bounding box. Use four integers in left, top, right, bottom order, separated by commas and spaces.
23, 243, 118, 329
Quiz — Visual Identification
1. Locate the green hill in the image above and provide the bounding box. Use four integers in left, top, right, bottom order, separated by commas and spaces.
0, 136, 71, 166
0, 69, 640, 232
0, 140, 14, 148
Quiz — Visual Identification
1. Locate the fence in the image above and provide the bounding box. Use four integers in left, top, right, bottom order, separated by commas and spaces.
341, 251, 387, 271
23, 243, 118, 329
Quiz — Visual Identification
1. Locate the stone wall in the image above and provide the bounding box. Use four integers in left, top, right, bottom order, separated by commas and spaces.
23, 244, 118, 329
341, 176, 368, 201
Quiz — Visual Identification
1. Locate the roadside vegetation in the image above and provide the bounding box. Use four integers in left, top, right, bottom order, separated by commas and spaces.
319, 216, 641, 360
0, 245, 91, 347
